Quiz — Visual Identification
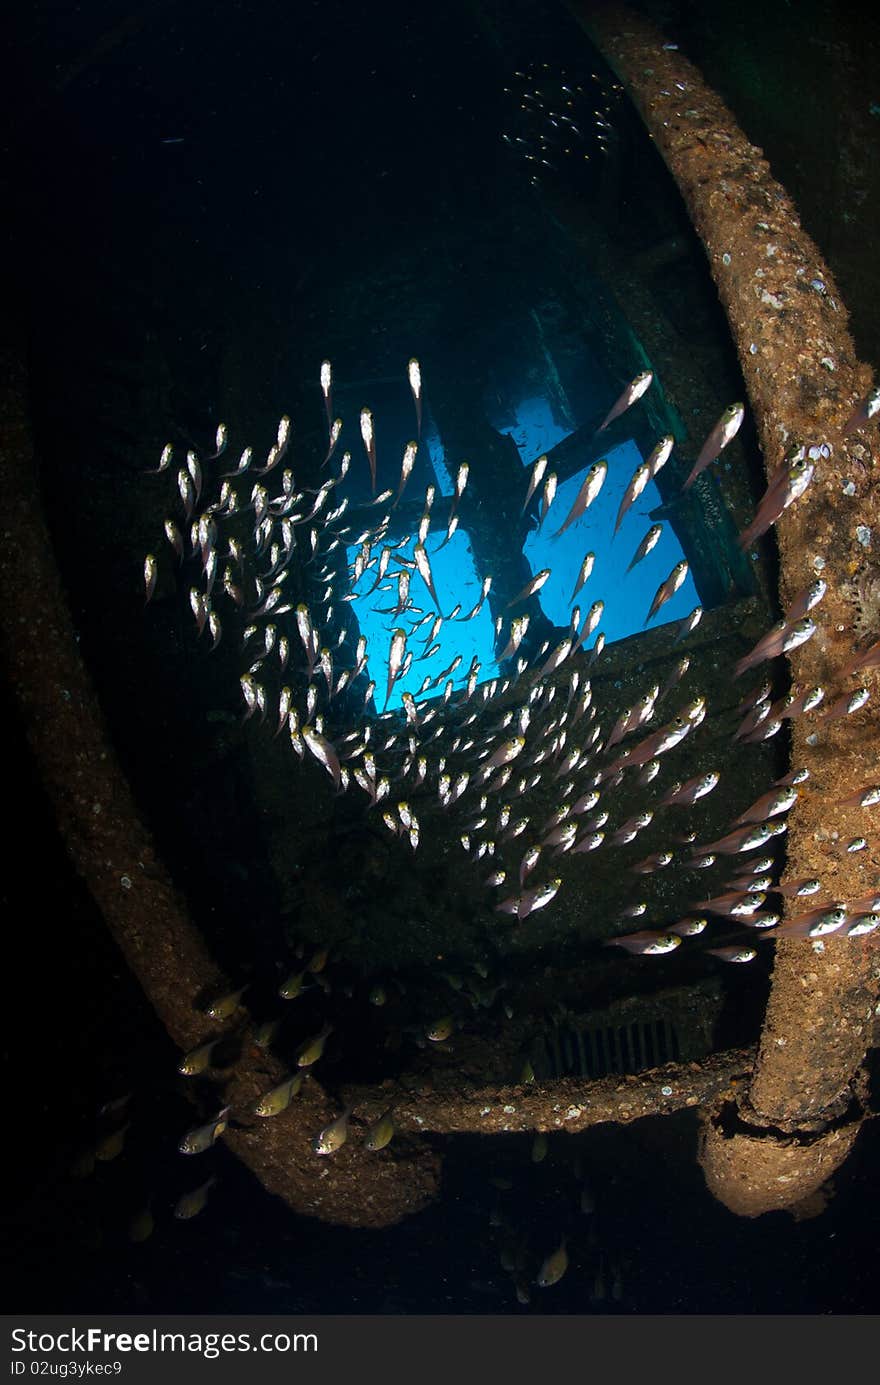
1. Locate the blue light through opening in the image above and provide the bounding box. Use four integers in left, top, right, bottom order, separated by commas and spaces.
346, 527, 499, 714
500, 397, 698, 641
345, 390, 697, 715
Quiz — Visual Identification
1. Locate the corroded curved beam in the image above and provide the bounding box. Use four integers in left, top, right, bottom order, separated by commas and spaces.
572, 1, 880, 1212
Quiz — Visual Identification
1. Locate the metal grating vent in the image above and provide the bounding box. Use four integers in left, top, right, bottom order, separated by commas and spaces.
526, 980, 722, 1082
539, 1016, 681, 1080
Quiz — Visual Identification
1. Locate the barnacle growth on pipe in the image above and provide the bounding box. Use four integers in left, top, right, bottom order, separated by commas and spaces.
575, 0, 880, 1214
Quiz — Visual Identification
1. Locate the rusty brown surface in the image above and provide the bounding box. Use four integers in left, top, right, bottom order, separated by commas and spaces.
571, 2, 880, 1198
347, 1045, 755, 1135
0, 341, 439, 1228
698, 1103, 864, 1219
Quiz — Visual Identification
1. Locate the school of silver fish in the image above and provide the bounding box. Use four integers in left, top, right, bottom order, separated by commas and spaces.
143, 362, 880, 965
139, 360, 880, 1199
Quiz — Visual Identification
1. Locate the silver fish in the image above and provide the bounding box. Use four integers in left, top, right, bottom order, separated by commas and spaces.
151, 443, 173, 474
682, 402, 745, 491
320, 359, 333, 429
408, 358, 422, 436
553, 460, 607, 538
738, 452, 815, 550
360, 407, 376, 492
569, 551, 595, 603
597, 369, 653, 433
414, 542, 441, 609
517, 877, 562, 919
659, 770, 719, 808
733, 616, 816, 679
626, 523, 662, 573
645, 434, 674, 477
613, 461, 651, 535
521, 454, 548, 516
783, 578, 826, 624
574, 600, 604, 651
645, 561, 688, 625
302, 725, 342, 789
533, 470, 556, 532
603, 931, 680, 955
450, 462, 469, 516
705, 947, 756, 963
505, 569, 551, 608
385, 628, 408, 709
674, 607, 702, 642
394, 441, 418, 506
498, 615, 529, 662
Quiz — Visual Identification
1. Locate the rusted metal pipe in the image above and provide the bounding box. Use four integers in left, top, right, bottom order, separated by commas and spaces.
572, 1, 880, 1211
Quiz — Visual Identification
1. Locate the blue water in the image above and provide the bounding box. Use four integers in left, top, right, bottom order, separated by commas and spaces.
523, 439, 699, 641
506, 396, 699, 642
346, 527, 500, 713
347, 394, 697, 711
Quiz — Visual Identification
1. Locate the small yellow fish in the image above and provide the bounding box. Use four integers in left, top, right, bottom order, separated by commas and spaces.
278, 966, 309, 1000
254, 1072, 304, 1117
174, 1176, 218, 1220
128, 1206, 154, 1242
94, 1122, 130, 1162
70, 1147, 96, 1179
364, 1106, 395, 1151
307, 945, 330, 974
253, 1018, 281, 1049
98, 1092, 132, 1118
536, 1235, 568, 1288
296, 1021, 334, 1067
178, 1038, 220, 1076
178, 1106, 230, 1155
580, 1182, 596, 1215
425, 1015, 455, 1042
205, 986, 247, 1021
144, 554, 158, 603
312, 1105, 352, 1155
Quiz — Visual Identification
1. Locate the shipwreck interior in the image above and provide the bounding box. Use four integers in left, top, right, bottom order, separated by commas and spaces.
3, 0, 880, 1314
